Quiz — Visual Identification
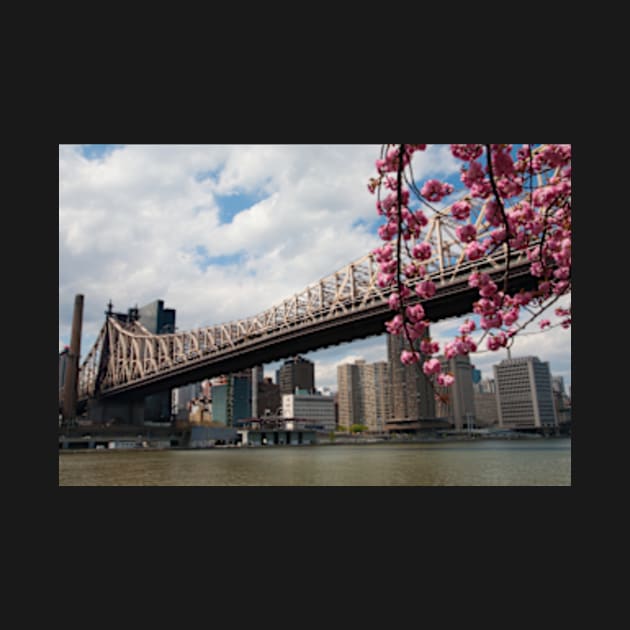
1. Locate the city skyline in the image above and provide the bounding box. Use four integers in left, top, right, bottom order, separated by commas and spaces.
59, 144, 571, 393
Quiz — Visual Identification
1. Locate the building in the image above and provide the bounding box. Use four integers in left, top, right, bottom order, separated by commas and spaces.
237, 420, 318, 447
212, 374, 252, 426
387, 333, 435, 420
494, 356, 558, 430
108, 299, 177, 423
172, 382, 202, 421
137, 299, 176, 335
337, 361, 364, 429
474, 378, 496, 394
277, 356, 315, 395
471, 367, 482, 386
361, 361, 391, 432
59, 347, 70, 390
437, 354, 476, 430
552, 375, 572, 424
473, 392, 499, 426
257, 377, 281, 417
282, 391, 336, 432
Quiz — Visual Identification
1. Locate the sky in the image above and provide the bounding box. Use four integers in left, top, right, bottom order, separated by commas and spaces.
59, 144, 572, 394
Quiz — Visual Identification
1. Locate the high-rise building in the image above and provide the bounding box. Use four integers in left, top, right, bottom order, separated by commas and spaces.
277, 356, 315, 395
387, 333, 435, 420
474, 378, 496, 394
472, 367, 482, 386
473, 392, 499, 426
337, 362, 364, 429
172, 382, 202, 421
337, 359, 392, 431
108, 299, 177, 423
212, 374, 252, 426
494, 356, 558, 430
137, 299, 176, 335
437, 354, 476, 430
59, 347, 69, 390
551, 375, 571, 424
362, 361, 391, 432
257, 377, 281, 416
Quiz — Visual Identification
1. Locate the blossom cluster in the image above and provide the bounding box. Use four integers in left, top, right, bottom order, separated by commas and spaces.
369, 144, 571, 395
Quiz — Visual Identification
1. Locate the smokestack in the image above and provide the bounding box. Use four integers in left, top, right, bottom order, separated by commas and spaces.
62, 294, 84, 421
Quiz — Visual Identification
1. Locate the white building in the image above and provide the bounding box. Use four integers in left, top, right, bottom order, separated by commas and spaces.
282, 392, 336, 432
493, 356, 558, 430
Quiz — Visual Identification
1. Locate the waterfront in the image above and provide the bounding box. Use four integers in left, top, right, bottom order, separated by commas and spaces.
59, 438, 571, 486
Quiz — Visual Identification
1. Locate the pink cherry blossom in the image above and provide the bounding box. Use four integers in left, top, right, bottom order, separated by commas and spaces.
465, 241, 486, 261
459, 319, 476, 335
420, 338, 440, 355
415, 279, 436, 299
412, 242, 432, 261
406, 303, 425, 322
385, 314, 404, 335
437, 373, 455, 387
451, 144, 483, 161
456, 224, 477, 243
486, 332, 508, 351
422, 358, 442, 376
451, 200, 472, 221
401, 350, 420, 365
371, 143, 571, 390
421, 179, 454, 202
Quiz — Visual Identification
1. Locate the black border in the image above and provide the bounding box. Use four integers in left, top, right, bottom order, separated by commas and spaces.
49, 100, 579, 574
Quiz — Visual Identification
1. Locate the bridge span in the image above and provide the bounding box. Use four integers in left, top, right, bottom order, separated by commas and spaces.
77, 202, 540, 406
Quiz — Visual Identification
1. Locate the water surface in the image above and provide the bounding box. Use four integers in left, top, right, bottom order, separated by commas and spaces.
59, 439, 571, 486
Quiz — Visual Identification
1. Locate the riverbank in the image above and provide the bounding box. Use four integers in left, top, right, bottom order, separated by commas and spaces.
59, 431, 569, 454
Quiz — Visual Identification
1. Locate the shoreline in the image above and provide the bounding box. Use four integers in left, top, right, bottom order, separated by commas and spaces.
59, 433, 570, 454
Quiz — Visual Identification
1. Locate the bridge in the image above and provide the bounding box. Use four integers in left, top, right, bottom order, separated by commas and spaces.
75, 193, 540, 412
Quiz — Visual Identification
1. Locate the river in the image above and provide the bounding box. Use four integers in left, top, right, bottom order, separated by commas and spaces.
58, 438, 571, 486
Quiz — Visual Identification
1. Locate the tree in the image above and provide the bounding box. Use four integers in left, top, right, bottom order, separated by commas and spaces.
350, 424, 368, 433
369, 144, 571, 397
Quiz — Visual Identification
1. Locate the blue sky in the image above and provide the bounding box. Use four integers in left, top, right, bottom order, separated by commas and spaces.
59, 144, 571, 391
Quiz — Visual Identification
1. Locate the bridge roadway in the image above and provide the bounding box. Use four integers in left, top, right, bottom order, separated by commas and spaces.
95, 259, 537, 402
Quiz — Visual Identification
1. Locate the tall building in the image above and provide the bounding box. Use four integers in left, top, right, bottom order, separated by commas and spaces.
362, 361, 391, 432
387, 333, 435, 420
59, 347, 69, 390
257, 377, 281, 416
471, 367, 482, 386
436, 354, 476, 430
138, 300, 176, 422
172, 382, 202, 421
212, 374, 252, 426
337, 362, 364, 429
551, 375, 571, 424
494, 356, 558, 430
337, 359, 392, 431
137, 299, 176, 335
474, 378, 496, 394
473, 392, 499, 426
282, 392, 336, 432
277, 356, 315, 395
